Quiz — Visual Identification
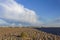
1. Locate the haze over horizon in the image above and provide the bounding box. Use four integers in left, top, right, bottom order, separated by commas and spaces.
0, 0, 60, 27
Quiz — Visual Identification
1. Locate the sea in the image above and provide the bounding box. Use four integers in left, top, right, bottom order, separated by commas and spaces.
35, 27, 60, 35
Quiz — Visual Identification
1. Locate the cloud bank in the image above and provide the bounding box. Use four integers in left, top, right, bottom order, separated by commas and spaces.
0, 0, 43, 26
0, 0, 60, 27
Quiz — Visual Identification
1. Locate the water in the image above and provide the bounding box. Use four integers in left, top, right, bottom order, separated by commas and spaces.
35, 28, 60, 35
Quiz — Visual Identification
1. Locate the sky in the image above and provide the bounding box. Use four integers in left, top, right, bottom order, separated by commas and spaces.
0, 0, 60, 27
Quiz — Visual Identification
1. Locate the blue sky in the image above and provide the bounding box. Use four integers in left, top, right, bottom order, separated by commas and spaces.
0, 0, 60, 27
16, 0, 60, 20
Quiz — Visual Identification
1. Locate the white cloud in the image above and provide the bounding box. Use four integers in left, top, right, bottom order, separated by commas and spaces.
0, 19, 8, 24
0, 0, 43, 26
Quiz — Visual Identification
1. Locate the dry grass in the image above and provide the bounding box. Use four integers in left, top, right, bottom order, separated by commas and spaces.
0, 27, 59, 40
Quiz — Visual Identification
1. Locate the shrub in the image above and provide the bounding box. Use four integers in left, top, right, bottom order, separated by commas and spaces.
20, 32, 28, 38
